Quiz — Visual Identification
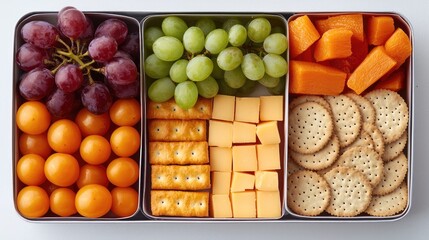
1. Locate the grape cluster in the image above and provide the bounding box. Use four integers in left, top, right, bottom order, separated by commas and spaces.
16, 7, 139, 116
145, 16, 288, 109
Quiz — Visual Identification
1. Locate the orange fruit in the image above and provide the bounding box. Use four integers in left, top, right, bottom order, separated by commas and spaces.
111, 187, 138, 217
17, 186, 49, 218
106, 157, 139, 187
75, 184, 112, 218
16, 153, 46, 186
110, 126, 140, 157
16, 101, 51, 135
44, 153, 80, 187
75, 108, 111, 137
19, 132, 52, 159
50, 188, 77, 217
109, 98, 141, 126
47, 119, 81, 154
80, 135, 111, 165
76, 164, 109, 189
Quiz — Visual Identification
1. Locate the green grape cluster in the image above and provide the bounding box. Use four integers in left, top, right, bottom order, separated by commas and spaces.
145, 16, 288, 109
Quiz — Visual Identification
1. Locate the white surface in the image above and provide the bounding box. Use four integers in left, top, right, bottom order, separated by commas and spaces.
1, 0, 428, 239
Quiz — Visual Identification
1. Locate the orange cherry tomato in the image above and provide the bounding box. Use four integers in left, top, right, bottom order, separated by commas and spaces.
47, 119, 82, 154
50, 188, 77, 217
76, 164, 109, 189
17, 186, 49, 218
75, 184, 112, 218
16, 153, 46, 186
109, 98, 141, 127
41, 181, 60, 196
75, 108, 111, 137
16, 101, 51, 135
111, 187, 138, 217
44, 153, 80, 187
79, 135, 111, 165
19, 132, 52, 159
110, 126, 140, 157
106, 157, 139, 187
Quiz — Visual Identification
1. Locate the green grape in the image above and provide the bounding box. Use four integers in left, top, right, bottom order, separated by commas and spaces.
152, 36, 184, 61
247, 18, 271, 43
174, 81, 198, 109
263, 33, 288, 54
236, 79, 257, 96
183, 27, 205, 54
222, 18, 241, 32
267, 77, 285, 95
228, 24, 247, 47
258, 74, 280, 88
195, 18, 216, 36
161, 16, 188, 40
263, 53, 288, 78
148, 77, 176, 102
144, 27, 164, 50
144, 54, 173, 79
241, 53, 265, 81
186, 55, 213, 81
224, 67, 246, 89
205, 29, 229, 54
169, 59, 189, 83
196, 76, 219, 98
217, 47, 243, 71
271, 26, 285, 34
211, 56, 224, 80
217, 78, 237, 96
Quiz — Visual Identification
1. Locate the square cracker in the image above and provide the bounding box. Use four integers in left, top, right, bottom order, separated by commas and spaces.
151, 165, 211, 190
148, 120, 207, 141
147, 98, 212, 120
149, 141, 209, 165
151, 190, 209, 217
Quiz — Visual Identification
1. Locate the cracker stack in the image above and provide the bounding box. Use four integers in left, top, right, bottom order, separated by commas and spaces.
287, 90, 409, 217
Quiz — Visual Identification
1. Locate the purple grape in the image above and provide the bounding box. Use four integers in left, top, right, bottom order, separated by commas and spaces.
58, 8, 87, 39
120, 32, 139, 59
81, 83, 112, 114
108, 79, 140, 99
19, 68, 55, 100
46, 88, 75, 118
80, 17, 94, 40
58, 6, 76, 17
104, 57, 137, 85
16, 43, 49, 71
55, 64, 83, 93
95, 19, 128, 45
113, 50, 133, 60
21, 21, 59, 49
88, 36, 118, 62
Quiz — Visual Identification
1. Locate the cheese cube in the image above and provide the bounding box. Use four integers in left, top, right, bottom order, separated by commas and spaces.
210, 147, 232, 172
232, 145, 257, 172
255, 171, 278, 191
230, 172, 255, 192
256, 191, 281, 218
209, 120, 233, 147
211, 194, 232, 218
233, 121, 256, 143
235, 97, 260, 123
212, 172, 231, 195
260, 96, 284, 121
256, 144, 281, 170
212, 95, 235, 121
231, 191, 256, 218
256, 121, 280, 145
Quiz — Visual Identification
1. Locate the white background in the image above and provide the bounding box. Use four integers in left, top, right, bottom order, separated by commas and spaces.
1, 0, 428, 239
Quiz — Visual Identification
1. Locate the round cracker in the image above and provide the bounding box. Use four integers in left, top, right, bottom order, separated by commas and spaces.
287, 170, 331, 216
363, 123, 385, 156
341, 130, 374, 154
373, 153, 408, 196
287, 157, 304, 176
288, 102, 334, 154
337, 146, 384, 187
382, 131, 408, 162
289, 95, 331, 112
290, 135, 340, 171
366, 182, 408, 217
325, 95, 362, 148
324, 167, 373, 217
364, 89, 409, 144
345, 93, 376, 125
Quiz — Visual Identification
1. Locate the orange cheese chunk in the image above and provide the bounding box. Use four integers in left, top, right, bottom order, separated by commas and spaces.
210, 147, 232, 172
256, 191, 281, 218
231, 191, 256, 218
230, 172, 255, 192
211, 194, 232, 218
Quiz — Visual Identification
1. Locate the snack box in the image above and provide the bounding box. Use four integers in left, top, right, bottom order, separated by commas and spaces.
12, 11, 413, 222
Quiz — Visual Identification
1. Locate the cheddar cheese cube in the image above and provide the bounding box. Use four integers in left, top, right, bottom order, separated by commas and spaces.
232, 145, 257, 172
256, 144, 281, 170
255, 171, 278, 191
212, 95, 235, 121
230, 172, 255, 192
256, 121, 280, 145
210, 147, 232, 172
260, 96, 284, 121
256, 190, 281, 218
235, 97, 260, 123
209, 120, 233, 147
211, 194, 233, 218
232, 121, 256, 143
231, 191, 256, 218
212, 172, 231, 195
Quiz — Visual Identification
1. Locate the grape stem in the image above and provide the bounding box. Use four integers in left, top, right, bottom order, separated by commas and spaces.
79, 60, 95, 70
50, 59, 67, 74
56, 49, 86, 67
57, 38, 71, 52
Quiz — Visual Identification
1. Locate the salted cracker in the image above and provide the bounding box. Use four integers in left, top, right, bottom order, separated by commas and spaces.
149, 141, 209, 165
151, 190, 209, 217
341, 130, 374, 154
147, 98, 212, 120
287, 170, 331, 216
363, 123, 385, 156
373, 153, 408, 196
289, 95, 332, 112
148, 120, 207, 142
287, 158, 304, 176
345, 93, 376, 125
288, 102, 333, 154
151, 165, 210, 190
382, 131, 407, 162
366, 182, 408, 217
